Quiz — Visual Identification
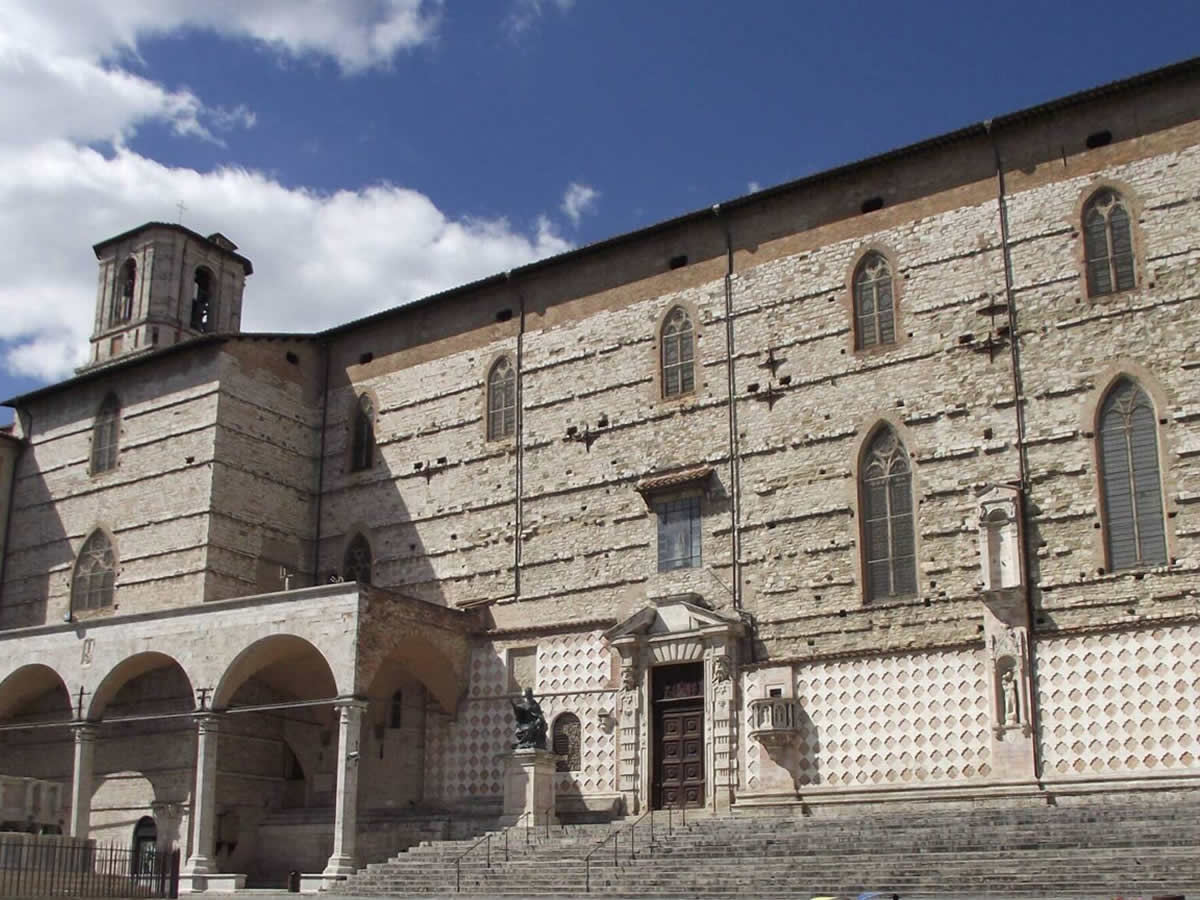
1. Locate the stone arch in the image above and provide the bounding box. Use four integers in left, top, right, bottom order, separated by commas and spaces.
0, 664, 71, 721
87, 652, 195, 720
213, 634, 341, 710
359, 635, 462, 718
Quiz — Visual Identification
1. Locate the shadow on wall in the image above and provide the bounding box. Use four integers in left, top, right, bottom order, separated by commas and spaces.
0, 666, 74, 829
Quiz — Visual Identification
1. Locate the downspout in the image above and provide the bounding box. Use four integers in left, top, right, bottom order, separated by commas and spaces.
311, 339, 331, 585
985, 120, 1042, 783
714, 205, 747, 625
512, 273, 525, 602
0, 420, 26, 606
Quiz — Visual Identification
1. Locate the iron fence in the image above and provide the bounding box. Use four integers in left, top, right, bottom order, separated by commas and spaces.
0, 838, 179, 898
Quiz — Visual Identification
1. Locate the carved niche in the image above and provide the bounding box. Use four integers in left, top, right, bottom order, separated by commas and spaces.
978, 485, 1024, 593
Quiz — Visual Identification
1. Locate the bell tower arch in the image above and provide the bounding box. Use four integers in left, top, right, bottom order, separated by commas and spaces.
82, 223, 253, 371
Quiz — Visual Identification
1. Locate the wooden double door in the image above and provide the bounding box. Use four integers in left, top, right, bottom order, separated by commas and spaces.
653, 663, 705, 809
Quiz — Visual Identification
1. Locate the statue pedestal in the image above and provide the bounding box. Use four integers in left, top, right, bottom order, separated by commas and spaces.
502, 748, 558, 826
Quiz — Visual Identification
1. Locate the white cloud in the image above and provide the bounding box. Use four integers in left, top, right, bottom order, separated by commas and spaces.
0, 143, 571, 380
506, 0, 574, 36
560, 181, 599, 227
0, 1, 574, 382
5, 0, 443, 73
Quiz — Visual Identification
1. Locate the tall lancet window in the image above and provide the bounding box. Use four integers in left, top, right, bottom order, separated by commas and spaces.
487, 356, 516, 440
853, 252, 895, 349
660, 306, 695, 398
1083, 189, 1135, 297
1098, 378, 1167, 570
91, 393, 120, 474
860, 427, 917, 601
343, 534, 373, 586
350, 394, 375, 472
72, 530, 116, 612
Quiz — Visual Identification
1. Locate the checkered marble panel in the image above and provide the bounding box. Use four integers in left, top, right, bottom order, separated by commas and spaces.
744, 649, 991, 791
429, 630, 617, 802
1036, 625, 1200, 777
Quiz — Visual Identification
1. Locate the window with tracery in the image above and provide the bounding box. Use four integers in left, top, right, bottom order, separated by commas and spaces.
1098, 379, 1166, 570
1084, 189, 1135, 297
853, 252, 895, 349
191, 268, 213, 332
552, 712, 581, 772
350, 394, 375, 471
343, 533, 373, 585
487, 357, 516, 440
91, 394, 120, 475
72, 530, 115, 612
860, 427, 917, 601
112, 259, 136, 325
660, 307, 695, 398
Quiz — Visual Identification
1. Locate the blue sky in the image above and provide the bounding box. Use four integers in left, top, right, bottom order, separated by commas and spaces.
0, 0, 1197, 413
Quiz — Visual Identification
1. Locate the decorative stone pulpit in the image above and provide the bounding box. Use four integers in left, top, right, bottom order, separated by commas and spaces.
501, 748, 558, 826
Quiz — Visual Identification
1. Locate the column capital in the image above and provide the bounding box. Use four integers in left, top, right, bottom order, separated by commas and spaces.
70, 722, 99, 741
331, 697, 369, 711
193, 712, 223, 734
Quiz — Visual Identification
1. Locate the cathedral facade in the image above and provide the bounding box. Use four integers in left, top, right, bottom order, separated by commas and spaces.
0, 58, 1198, 888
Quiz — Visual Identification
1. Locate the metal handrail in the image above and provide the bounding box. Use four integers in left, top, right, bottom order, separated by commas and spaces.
583, 826, 623, 893
454, 811, 535, 892
453, 832, 491, 893
628, 808, 654, 859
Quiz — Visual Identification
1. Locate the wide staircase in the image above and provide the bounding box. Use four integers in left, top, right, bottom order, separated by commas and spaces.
332, 793, 1200, 896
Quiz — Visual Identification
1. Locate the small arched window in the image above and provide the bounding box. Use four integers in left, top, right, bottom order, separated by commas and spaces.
853, 252, 895, 350
112, 259, 136, 325
860, 426, 917, 601
1084, 189, 1135, 297
343, 533, 373, 586
487, 356, 516, 441
91, 393, 120, 475
191, 268, 213, 332
72, 530, 115, 612
389, 690, 403, 729
552, 712, 581, 773
1098, 378, 1167, 570
660, 306, 695, 398
350, 394, 375, 472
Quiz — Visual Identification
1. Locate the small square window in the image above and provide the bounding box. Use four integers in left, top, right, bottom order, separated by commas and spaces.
655, 495, 702, 572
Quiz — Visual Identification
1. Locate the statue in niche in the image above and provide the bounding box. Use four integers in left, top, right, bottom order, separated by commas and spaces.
712, 655, 731, 683
510, 688, 548, 750
1001, 667, 1020, 725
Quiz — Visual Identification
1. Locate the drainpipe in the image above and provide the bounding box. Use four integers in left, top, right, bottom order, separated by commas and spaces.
312, 339, 331, 585
512, 274, 525, 602
0, 419, 25, 607
713, 205, 746, 625
985, 120, 1042, 783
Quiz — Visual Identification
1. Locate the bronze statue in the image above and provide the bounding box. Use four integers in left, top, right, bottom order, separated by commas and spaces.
510, 687, 547, 749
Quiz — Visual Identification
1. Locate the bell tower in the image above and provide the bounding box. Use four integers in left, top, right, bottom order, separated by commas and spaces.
82, 223, 253, 371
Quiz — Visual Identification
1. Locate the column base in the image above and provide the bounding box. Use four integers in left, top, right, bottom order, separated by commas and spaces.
178, 872, 247, 893
320, 854, 358, 884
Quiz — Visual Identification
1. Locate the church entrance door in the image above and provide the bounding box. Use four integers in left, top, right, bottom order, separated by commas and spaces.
652, 662, 704, 809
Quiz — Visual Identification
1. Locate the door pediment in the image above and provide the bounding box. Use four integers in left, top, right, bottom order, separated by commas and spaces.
604, 595, 743, 645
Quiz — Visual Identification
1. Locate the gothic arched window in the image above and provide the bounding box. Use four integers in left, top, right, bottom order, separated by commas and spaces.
860, 427, 917, 601
72, 530, 115, 612
1084, 189, 1135, 297
487, 356, 516, 441
1098, 378, 1167, 570
660, 306, 695, 398
552, 712, 581, 773
112, 259, 136, 325
91, 393, 120, 475
350, 394, 375, 472
853, 252, 895, 350
191, 267, 213, 332
343, 533, 373, 586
